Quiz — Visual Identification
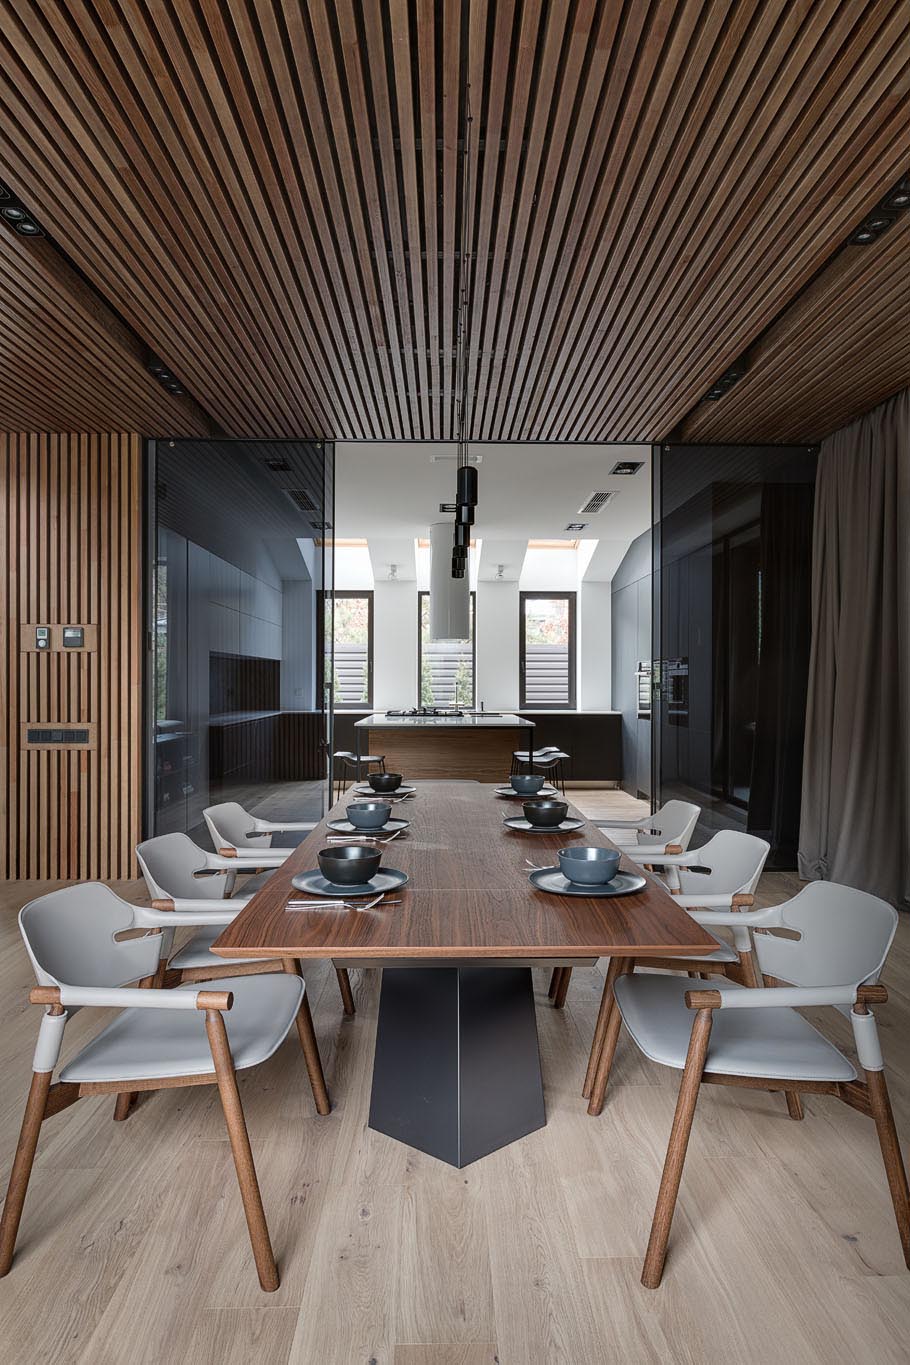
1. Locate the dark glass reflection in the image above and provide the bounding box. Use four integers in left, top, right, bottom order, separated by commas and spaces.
151, 439, 334, 845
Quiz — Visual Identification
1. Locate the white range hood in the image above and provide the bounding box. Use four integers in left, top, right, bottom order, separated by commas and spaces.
428, 520, 470, 640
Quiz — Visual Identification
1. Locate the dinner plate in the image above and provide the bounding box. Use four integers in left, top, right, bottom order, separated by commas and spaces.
493, 784, 558, 799
353, 783, 416, 797
290, 867, 409, 898
527, 867, 647, 897
502, 815, 585, 834
326, 817, 410, 834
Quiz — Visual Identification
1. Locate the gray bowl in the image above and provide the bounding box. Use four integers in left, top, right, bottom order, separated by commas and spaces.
368, 771, 403, 793
509, 773, 546, 795
317, 844, 381, 885
557, 845, 621, 885
523, 798, 569, 827
346, 800, 392, 830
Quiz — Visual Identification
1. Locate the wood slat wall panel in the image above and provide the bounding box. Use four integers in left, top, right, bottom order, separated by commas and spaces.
0, 432, 142, 880
0, 1, 906, 443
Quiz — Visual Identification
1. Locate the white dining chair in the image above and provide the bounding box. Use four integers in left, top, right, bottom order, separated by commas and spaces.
591, 880, 908, 1288
203, 800, 316, 861
600, 800, 701, 867
0, 883, 332, 1290
138, 832, 357, 1017
548, 801, 703, 1011
583, 830, 771, 1107
594, 799, 701, 859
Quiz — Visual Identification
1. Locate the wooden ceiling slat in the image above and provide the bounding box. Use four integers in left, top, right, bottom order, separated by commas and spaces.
570, 0, 910, 437
0, 0, 907, 442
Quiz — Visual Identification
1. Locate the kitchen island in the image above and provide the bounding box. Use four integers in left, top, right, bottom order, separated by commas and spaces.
355, 711, 534, 781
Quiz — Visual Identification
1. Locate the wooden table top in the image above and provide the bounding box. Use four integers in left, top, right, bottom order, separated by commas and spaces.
210, 782, 721, 962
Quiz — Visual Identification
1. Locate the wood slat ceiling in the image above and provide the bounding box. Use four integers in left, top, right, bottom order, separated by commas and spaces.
0, 1, 908, 442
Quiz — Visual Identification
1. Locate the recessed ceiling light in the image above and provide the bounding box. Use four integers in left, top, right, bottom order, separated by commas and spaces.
610, 461, 644, 476
14, 220, 42, 235
564, 522, 588, 532
2, 205, 26, 221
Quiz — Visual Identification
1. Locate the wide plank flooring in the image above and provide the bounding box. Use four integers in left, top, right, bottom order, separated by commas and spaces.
0, 800, 908, 1363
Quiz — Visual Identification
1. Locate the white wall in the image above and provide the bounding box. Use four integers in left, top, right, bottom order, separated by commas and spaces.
475, 581, 520, 709
579, 580, 611, 710
373, 580, 419, 709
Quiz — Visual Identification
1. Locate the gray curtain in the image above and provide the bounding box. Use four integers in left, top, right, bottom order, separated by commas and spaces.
799, 389, 910, 906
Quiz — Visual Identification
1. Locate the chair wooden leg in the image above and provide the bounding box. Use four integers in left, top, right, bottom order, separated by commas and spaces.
785, 1091, 804, 1120
587, 959, 634, 1115
641, 1007, 713, 1288
866, 1068, 910, 1267
204, 1010, 279, 1292
547, 967, 560, 999
583, 957, 626, 1098
336, 967, 356, 1016
0, 1068, 54, 1276
283, 961, 331, 1116
553, 966, 572, 1009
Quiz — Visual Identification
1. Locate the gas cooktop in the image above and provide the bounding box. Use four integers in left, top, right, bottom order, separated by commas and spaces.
385, 707, 465, 718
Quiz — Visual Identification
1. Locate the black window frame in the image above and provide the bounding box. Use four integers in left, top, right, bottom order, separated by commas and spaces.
318, 589, 374, 711
519, 590, 577, 710
417, 589, 476, 709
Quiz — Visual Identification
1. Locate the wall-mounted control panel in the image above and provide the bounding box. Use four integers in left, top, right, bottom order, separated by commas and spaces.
21, 722, 97, 750
20, 623, 97, 653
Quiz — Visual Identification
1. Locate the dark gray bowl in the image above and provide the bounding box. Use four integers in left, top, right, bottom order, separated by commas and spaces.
368, 772, 403, 793
346, 800, 392, 830
317, 844, 381, 885
523, 798, 569, 827
557, 845, 621, 885
509, 773, 545, 795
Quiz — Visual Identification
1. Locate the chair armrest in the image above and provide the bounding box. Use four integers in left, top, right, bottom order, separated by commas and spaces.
250, 819, 316, 834
685, 904, 782, 930
685, 983, 888, 1011
209, 850, 288, 867
135, 902, 240, 927
626, 844, 679, 862
592, 818, 653, 830
30, 985, 234, 1011
675, 893, 754, 910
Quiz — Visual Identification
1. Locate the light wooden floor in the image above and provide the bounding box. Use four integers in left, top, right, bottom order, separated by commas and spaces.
1, 795, 908, 1363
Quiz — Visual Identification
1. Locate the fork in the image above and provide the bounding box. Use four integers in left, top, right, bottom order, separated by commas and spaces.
325, 829, 403, 844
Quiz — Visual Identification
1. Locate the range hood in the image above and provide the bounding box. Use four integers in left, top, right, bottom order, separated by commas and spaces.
428, 520, 469, 640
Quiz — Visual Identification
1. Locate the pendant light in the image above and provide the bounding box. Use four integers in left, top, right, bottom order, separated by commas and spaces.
429, 520, 469, 639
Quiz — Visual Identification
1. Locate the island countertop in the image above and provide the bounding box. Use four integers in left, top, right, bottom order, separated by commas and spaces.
355, 712, 534, 729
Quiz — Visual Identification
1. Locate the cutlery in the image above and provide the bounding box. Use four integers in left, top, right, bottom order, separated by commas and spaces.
285, 893, 402, 912
325, 828, 403, 844
525, 859, 548, 871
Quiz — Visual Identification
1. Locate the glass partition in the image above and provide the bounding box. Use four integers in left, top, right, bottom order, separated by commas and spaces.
148, 439, 334, 845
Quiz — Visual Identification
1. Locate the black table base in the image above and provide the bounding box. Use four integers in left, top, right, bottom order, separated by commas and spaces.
368, 965, 546, 1167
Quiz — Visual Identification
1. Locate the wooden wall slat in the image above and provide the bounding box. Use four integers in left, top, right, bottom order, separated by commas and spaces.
0, 431, 142, 881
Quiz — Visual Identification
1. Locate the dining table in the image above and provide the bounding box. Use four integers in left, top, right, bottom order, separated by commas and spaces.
211, 780, 720, 1167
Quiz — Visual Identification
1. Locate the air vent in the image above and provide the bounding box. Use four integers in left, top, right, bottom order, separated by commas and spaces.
577, 490, 617, 515
610, 460, 644, 476
266, 459, 292, 472
703, 357, 748, 402
564, 522, 588, 532
286, 489, 318, 512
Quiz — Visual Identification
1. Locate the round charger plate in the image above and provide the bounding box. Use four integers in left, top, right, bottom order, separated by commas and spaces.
528, 867, 647, 898
326, 816, 410, 834
494, 784, 558, 798
291, 867, 409, 898
502, 815, 585, 834
353, 783, 416, 797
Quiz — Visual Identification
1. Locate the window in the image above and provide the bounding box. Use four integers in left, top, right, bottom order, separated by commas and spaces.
323, 591, 373, 708
418, 591, 475, 708
520, 592, 576, 708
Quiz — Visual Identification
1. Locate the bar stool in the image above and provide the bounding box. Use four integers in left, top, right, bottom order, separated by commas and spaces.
511, 746, 569, 795
332, 749, 385, 804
